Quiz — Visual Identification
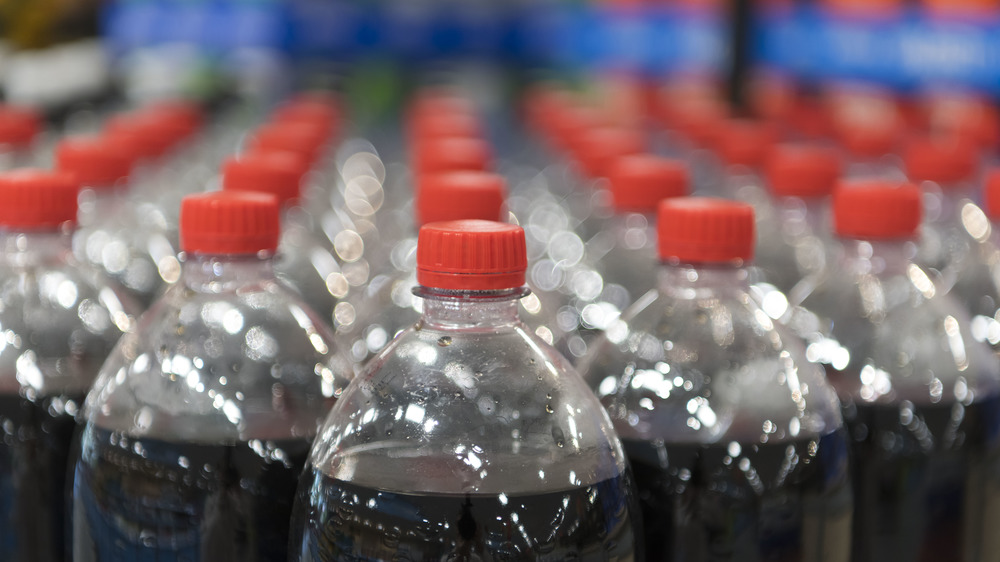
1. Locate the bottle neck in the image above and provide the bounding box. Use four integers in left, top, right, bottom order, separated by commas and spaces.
415, 287, 525, 330
0, 229, 73, 267
181, 253, 277, 293
656, 262, 751, 299
836, 238, 916, 278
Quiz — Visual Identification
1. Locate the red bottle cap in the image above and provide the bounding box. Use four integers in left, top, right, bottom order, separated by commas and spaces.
145, 99, 204, 139
417, 220, 527, 291
0, 169, 78, 229
249, 122, 326, 165
983, 169, 1000, 221
104, 113, 176, 159
272, 95, 340, 143
573, 126, 645, 178
180, 191, 280, 255
836, 120, 899, 158
413, 137, 492, 176
55, 136, 133, 188
0, 106, 41, 147
222, 151, 308, 206
833, 180, 922, 239
658, 197, 755, 264
714, 120, 777, 168
904, 134, 977, 185
551, 105, 610, 152
765, 144, 841, 198
409, 111, 482, 142
607, 154, 689, 213
416, 172, 507, 226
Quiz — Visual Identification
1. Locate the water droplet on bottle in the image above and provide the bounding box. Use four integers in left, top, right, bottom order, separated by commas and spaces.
545, 404, 554, 414
437, 336, 452, 347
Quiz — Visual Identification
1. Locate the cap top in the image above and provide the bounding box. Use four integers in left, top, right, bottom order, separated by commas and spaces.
55, 136, 133, 188
607, 154, 689, 213
416, 172, 507, 226
417, 220, 527, 291
658, 197, 755, 263
222, 151, 308, 205
180, 191, 280, 255
0, 106, 41, 147
413, 137, 492, 176
765, 144, 841, 198
833, 180, 922, 239
904, 135, 977, 186
0, 169, 78, 229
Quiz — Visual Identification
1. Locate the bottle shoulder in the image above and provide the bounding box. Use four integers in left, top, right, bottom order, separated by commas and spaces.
85, 279, 355, 443
579, 287, 844, 445
310, 320, 627, 495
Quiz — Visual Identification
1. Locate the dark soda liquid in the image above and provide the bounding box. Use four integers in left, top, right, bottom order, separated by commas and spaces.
289, 469, 640, 561
0, 392, 84, 562
841, 394, 1000, 562
71, 425, 311, 562
624, 431, 853, 562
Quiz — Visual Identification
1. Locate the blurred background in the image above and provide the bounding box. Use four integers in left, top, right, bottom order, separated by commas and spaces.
0, 0, 996, 138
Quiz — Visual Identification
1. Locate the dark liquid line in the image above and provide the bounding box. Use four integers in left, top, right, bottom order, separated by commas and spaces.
72, 425, 311, 562
0, 391, 84, 562
837, 390, 1000, 562
624, 432, 852, 562
290, 469, 640, 561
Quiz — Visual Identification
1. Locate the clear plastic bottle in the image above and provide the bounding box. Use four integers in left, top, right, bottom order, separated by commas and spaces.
56, 135, 181, 308
289, 219, 640, 561
751, 144, 841, 296
0, 170, 140, 561
903, 136, 998, 342
554, 154, 689, 361
784, 181, 1000, 561
578, 197, 852, 561
338, 171, 511, 367
71, 191, 354, 561
221, 150, 342, 328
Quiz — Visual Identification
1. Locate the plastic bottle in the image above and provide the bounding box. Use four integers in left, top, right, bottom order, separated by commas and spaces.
338, 171, 510, 367
752, 144, 842, 296
56, 135, 181, 307
578, 197, 852, 561
0, 170, 139, 561
71, 191, 354, 561
711, 119, 778, 199
289, 219, 640, 560
556, 154, 689, 361
221, 150, 343, 328
785, 181, 1000, 561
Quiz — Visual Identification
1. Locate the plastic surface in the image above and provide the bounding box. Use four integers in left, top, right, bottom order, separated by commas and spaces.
607, 154, 689, 213
71, 243, 353, 560
785, 210, 1000, 559
833, 180, 921, 239
179, 191, 280, 255
222, 151, 309, 206
0, 170, 78, 229
713, 119, 777, 168
578, 253, 849, 560
0, 225, 139, 560
416, 220, 527, 292
0, 105, 40, 147
413, 136, 492, 176
765, 144, 841, 199
290, 272, 638, 559
55, 137, 133, 188
904, 135, 976, 185
415, 171, 506, 226
658, 197, 755, 263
